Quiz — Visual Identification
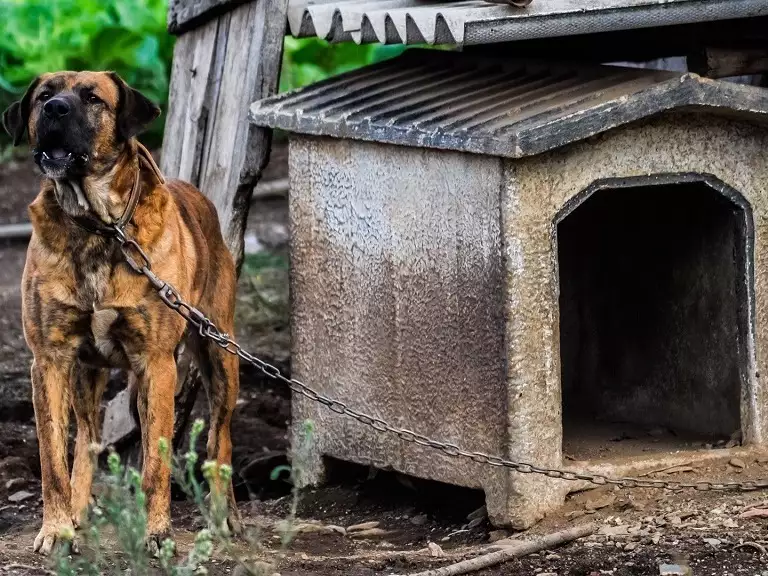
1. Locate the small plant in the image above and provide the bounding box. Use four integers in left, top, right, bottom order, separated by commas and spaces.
52, 417, 316, 575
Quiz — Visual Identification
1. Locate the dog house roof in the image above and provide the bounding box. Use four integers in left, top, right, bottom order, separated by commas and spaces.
250, 50, 768, 158
287, 0, 768, 45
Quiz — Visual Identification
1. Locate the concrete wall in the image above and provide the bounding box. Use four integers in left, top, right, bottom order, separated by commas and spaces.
288, 138, 511, 516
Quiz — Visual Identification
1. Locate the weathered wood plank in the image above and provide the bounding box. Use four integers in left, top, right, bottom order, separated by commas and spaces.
196, 0, 287, 269
168, 0, 249, 35
163, 0, 287, 267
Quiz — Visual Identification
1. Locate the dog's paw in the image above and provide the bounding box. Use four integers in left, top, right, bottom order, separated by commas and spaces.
34, 521, 78, 556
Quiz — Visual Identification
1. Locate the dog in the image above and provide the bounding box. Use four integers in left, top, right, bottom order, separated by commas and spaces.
2, 72, 242, 554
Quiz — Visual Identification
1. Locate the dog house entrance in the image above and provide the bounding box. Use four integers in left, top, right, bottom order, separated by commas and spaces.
558, 180, 750, 460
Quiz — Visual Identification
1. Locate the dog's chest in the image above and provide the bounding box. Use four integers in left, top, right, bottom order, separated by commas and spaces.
71, 241, 115, 308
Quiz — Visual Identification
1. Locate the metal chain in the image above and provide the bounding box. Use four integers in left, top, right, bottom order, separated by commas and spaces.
113, 225, 768, 493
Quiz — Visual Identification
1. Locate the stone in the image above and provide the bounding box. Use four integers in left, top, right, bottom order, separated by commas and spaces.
586, 493, 617, 511
659, 564, 691, 576
468, 517, 485, 530
703, 538, 721, 548
4, 478, 25, 491
427, 542, 445, 558
598, 525, 630, 537
729, 457, 746, 469
347, 521, 381, 533
101, 388, 138, 447
7, 491, 33, 504
410, 514, 428, 526
625, 542, 638, 551
467, 505, 487, 522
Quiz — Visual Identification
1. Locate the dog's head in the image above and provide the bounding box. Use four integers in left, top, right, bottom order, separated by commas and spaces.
2, 71, 159, 179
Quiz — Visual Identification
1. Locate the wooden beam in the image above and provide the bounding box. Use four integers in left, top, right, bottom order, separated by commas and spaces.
160, 0, 288, 448
688, 47, 768, 79
168, 0, 250, 35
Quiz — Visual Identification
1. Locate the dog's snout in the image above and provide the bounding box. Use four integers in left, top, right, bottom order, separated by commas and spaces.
43, 98, 70, 119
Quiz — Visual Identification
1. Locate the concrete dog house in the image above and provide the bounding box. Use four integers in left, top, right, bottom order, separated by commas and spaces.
250, 50, 768, 528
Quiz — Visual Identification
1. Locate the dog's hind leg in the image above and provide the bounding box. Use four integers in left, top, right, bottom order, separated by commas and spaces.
197, 336, 242, 536
70, 364, 108, 528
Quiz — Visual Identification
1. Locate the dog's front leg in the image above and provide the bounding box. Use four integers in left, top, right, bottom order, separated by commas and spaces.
135, 354, 176, 552
31, 358, 76, 555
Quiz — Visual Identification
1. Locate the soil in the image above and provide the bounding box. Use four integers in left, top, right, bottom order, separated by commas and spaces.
1, 147, 768, 575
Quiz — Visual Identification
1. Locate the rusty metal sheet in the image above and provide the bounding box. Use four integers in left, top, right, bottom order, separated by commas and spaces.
287, 0, 768, 45
250, 49, 768, 158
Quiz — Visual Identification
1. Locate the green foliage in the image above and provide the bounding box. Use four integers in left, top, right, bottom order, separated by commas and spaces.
0, 0, 174, 148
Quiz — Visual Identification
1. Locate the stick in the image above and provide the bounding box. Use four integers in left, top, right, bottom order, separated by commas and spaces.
397, 523, 596, 576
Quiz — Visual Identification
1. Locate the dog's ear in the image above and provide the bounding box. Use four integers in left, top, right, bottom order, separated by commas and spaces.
108, 72, 161, 141
2, 76, 41, 146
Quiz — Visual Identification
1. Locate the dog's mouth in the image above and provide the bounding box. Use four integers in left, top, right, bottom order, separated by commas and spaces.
34, 145, 89, 178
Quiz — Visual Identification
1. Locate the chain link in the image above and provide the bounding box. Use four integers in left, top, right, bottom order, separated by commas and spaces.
112, 225, 768, 494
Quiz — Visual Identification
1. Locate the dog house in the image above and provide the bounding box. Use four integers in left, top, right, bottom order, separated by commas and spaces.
249, 49, 768, 528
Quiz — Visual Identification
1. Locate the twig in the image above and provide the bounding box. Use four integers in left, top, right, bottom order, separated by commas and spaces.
638, 462, 693, 477
394, 523, 596, 576
734, 541, 767, 555
1, 564, 55, 575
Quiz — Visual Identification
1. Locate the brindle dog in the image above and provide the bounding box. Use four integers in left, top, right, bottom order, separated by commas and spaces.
2, 72, 241, 554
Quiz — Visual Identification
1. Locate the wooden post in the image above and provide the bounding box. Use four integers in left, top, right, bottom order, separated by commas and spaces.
162, 0, 287, 269
161, 0, 288, 445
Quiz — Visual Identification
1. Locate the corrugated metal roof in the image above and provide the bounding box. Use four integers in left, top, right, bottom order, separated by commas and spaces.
250, 49, 768, 158
287, 0, 768, 45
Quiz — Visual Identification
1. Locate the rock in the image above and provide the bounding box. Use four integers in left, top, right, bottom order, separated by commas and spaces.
538, 573, 559, 576
625, 542, 639, 551
598, 525, 629, 537
326, 525, 346, 536
427, 542, 445, 558
349, 528, 390, 539
722, 518, 738, 528
467, 505, 487, 522
586, 493, 617, 511
488, 530, 509, 543
651, 533, 662, 545
4, 478, 25, 491
467, 517, 484, 530
101, 388, 138, 446
703, 537, 721, 548
8, 491, 33, 504
347, 521, 381, 533
729, 457, 746, 470
410, 514, 428, 526
659, 564, 691, 576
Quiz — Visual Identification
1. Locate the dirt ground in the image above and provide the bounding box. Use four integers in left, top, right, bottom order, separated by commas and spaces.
1, 147, 768, 575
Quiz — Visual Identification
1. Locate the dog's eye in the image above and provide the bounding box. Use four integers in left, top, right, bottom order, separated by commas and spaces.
37, 91, 51, 102
87, 94, 101, 104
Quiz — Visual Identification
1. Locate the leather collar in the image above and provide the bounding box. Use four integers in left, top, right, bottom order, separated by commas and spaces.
64, 142, 165, 237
